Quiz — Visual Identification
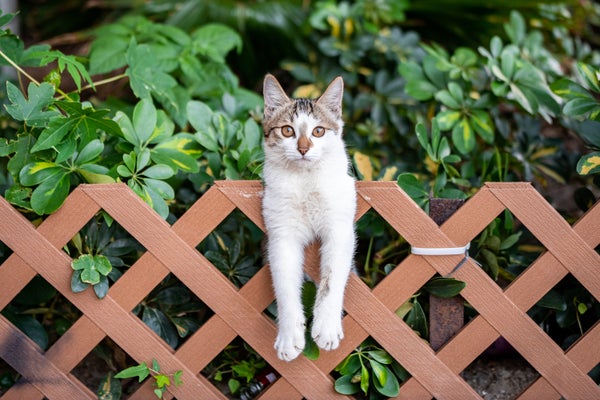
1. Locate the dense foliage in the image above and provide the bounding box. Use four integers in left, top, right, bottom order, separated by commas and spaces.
1, 0, 599, 398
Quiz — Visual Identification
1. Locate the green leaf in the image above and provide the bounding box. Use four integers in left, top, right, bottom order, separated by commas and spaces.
334, 374, 360, 395
88, 27, 130, 75
435, 89, 461, 109
29, 170, 70, 214
336, 354, 361, 375
499, 232, 521, 250
536, 290, 567, 311
72, 254, 94, 271
228, 378, 241, 394
143, 179, 175, 200
436, 110, 461, 131
303, 331, 320, 360
126, 42, 177, 99
575, 62, 600, 93
505, 11, 526, 44
4, 82, 57, 127
154, 374, 171, 389
470, 109, 494, 143
75, 139, 104, 165
551, 78, 590, 99
19, 162, 64, 186
0, 11, 16, 29
481, 248, 499, 280
78, 164, 115, 184
577, 152, 600, 175
452, 117, 476, 154
397, 173, 428, 207
360, 364, 370, 394
563, 98, 599, 118
94, 275, 110, 299
115, 111, 137, 145
94, 255, 113, 276
372, 365, 400, 397
31, 117, 77, 152
173, 370, 183, 387
424, 277, 466, 298
151, 134, 201, 173
141, 164, 174, 180
367, 350, 393, 365
142, 307, 179, 348
81, 266, 101, 285
191, 23, 242, 62
405, 298, 427, 338
55, 101, 122, 145
71, 270, 90, 293
369, 359, 388, 387
133, 98, 157, 146
115, 363, 150, 382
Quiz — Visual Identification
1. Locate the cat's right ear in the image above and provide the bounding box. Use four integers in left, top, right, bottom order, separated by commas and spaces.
263, 74, 290, 120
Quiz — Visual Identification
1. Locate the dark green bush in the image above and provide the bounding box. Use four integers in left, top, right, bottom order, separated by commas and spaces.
1, 1, 599, 398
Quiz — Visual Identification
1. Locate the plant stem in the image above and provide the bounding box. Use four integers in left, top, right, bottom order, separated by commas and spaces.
0, 48, 41, 85
55, 73, 128, 100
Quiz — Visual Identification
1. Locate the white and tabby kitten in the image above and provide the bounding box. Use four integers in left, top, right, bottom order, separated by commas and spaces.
261, 74, 356, 361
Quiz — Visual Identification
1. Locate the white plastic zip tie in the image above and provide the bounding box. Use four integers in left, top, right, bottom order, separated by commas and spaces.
411, 243, 478, 277
410, 242, 470, 256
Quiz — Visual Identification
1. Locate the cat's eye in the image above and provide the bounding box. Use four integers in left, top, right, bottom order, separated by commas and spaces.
281, 125, 295, 137
312, 126, 325, 137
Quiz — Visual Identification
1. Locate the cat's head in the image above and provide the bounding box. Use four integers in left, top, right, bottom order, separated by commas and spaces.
262, 74, 345, 165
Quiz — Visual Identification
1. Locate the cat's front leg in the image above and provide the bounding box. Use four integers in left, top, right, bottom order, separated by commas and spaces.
268, 237, 306, 361
311, 227, 355, 351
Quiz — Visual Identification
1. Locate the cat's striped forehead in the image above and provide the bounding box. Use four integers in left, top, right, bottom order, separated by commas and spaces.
265, 98, 340, 136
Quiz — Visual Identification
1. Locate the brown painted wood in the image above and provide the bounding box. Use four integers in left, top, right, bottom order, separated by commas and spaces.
0, 181, 599, 400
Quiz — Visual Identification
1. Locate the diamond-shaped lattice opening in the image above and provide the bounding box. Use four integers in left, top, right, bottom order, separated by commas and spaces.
0, 239, 12, 267
1, 275, 83, 350
201, 336, 275, 399
72, 337, 141, 396
528, 273, 600, 351
330, 337, 411, 398
462, 351, 540, 399
197, 210, 264, 289
0, 358, 19, 396
69, 212, 146, 294
133, 273, 214, 350
590, 361, 600, 384
470, 209, 545, 289
355, 209, 411, 287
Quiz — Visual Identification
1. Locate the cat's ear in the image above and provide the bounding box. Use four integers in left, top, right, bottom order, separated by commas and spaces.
263, 74, 290, 119
316, 76, 343, 118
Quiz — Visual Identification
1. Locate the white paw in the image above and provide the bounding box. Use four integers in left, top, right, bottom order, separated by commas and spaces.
274, 320, 306, 361
311, 314, 343, 351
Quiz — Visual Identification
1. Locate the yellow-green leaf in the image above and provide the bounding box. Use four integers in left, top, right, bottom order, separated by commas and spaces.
577, 153, 600, 175
353, 151, 374, 181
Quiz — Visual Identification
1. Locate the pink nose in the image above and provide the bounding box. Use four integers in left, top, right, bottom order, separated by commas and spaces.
298, 147, 309, 155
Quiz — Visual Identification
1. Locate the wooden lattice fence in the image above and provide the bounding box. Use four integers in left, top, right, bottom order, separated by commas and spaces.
0, 181, 599, 399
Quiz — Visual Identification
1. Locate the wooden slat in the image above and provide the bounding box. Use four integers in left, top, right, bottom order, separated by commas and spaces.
1, 180, 599, 400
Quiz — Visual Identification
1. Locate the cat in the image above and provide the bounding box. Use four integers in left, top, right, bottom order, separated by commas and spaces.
261, 74, 357, 362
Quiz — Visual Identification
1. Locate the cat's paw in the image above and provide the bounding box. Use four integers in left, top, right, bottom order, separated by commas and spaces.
311, 315, 343, 351
274, 321, 306, 361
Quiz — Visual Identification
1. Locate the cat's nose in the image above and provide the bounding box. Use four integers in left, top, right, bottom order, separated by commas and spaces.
298, 147, 309, 155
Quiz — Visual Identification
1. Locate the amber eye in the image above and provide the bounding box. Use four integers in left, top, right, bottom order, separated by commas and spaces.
312, 126, 325, 137
281, 125, 295, 137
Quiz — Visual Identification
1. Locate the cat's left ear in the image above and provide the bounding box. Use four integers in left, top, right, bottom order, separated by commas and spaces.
316, 76, 344, 118
263, 74, 291, 120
